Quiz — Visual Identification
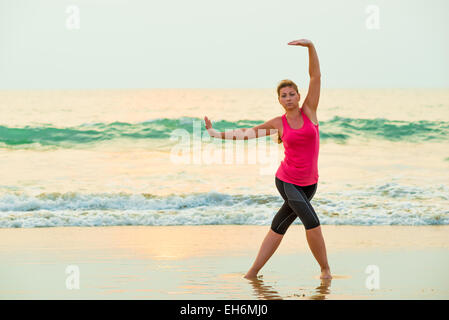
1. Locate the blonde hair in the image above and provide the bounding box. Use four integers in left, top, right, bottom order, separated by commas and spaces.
276, 79, 300, 144
277, 79, 299, 97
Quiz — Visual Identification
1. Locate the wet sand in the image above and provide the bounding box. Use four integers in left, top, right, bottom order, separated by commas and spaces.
0, 225, 448, 299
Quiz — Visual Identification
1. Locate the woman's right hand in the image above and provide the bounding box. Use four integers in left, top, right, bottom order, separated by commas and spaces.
204, 116, 213, 130
204, 116, 220, 138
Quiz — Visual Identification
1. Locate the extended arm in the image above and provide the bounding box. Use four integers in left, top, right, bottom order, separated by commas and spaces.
304, 43, 321, 112
204, 116, 278, 140
288, 39, 321, 112
307, 43, 321, 78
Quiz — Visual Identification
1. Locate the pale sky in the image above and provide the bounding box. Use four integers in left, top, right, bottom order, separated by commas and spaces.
0, 0, 448, 89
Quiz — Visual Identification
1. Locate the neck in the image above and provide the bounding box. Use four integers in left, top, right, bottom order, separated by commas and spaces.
285, 107, 301, 119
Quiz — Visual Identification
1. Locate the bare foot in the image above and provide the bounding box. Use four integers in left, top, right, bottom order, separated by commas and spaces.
244, 272, 258, 280
320, 269, 332, 279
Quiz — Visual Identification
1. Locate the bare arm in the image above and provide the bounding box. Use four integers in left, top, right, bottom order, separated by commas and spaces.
204, 116, 278, 140
306, 43, 321, 78
288, 39, 321, 112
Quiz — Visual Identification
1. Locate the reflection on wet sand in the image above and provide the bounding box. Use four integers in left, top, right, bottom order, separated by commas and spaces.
308, 278, 332, 300
245, 276, 332, 300
245, 276, 283, 300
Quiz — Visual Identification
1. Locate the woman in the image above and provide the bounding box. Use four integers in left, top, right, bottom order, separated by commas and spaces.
204, 39, 331, 280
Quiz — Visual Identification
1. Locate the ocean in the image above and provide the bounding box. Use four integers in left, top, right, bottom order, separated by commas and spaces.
0, 88, 448, 228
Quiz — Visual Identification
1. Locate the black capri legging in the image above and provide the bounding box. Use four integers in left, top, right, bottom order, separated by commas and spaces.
271, 176, 320, 234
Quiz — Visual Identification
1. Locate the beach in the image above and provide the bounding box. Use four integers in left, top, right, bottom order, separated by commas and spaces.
0, 88, 448, 300
0, 225, 447, 300
1, 0, 448, 304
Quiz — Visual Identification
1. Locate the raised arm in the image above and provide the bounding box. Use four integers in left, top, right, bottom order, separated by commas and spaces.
204, 116, 278, 140
288, 39, 321, 113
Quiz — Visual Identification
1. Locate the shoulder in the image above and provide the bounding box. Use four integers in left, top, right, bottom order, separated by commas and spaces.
301, 104, 319, 126
270, 116, 283, 131
251, 115, 282, 131
262, 115, 283, 129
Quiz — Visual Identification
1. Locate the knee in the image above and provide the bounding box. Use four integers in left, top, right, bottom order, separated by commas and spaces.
270, 225, 287, 236
305, 223, 321, 232
286, 199, 320, 230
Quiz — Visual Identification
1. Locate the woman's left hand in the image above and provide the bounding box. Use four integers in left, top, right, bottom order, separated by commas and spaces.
288, 39, 312, 47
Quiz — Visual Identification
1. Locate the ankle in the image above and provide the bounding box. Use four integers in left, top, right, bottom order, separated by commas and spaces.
248, 267, 259, 275
245, 270, 259, 279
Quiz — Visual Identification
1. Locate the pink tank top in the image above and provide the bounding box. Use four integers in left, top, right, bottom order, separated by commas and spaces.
275, 108, 320, 186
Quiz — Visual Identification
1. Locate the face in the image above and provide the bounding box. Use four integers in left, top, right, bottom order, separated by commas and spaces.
278, 86, 300, 111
